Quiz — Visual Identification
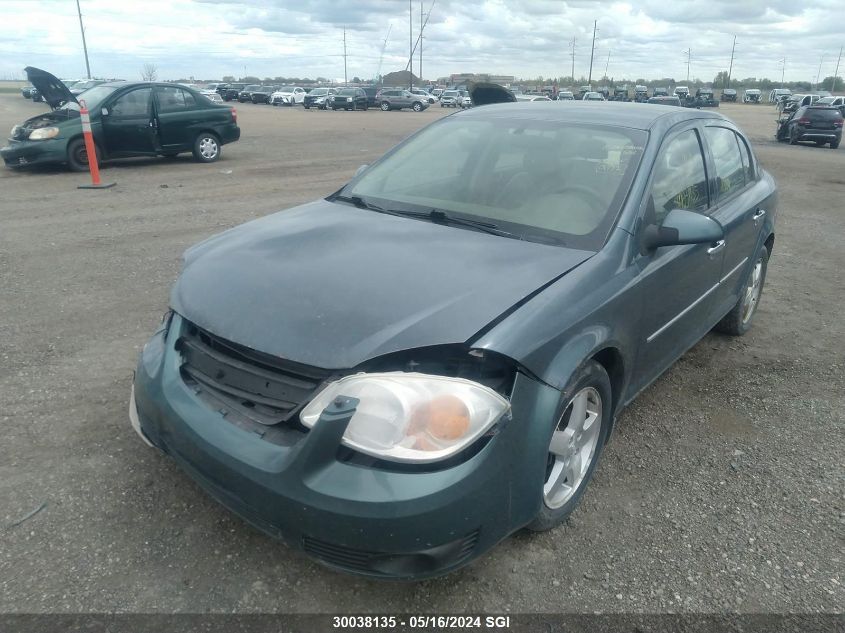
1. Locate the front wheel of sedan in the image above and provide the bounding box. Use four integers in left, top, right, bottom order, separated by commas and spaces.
192, 133, 220, 163
67, 138, 101, 172
380, 101, 390, 111
527, 360, 611, 532
714, 246, 769, 336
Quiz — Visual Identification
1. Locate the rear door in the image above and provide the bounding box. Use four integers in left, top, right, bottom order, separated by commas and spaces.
702, 126, 764, 317
631, 124, 725, 392
101, 87, 156, 156
153, 86, 200, 153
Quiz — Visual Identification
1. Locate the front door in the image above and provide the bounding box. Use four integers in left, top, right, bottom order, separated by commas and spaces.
631, 125, 725, 393
702, 126, 765, 317
153, 86, 198, 153
101, 87, 156, 157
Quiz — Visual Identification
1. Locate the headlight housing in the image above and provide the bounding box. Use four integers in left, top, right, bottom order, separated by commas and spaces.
300, 372, 510, 463
28, 126, 59, 140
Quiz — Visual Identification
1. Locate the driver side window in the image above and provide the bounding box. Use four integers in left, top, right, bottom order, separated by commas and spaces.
110, 88, 151, 118
648, 129, 709, 224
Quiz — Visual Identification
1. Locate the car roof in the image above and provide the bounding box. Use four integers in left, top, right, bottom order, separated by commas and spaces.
454, 101, 726, 131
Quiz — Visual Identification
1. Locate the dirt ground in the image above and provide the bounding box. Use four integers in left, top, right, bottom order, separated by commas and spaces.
0, 95, 842, 614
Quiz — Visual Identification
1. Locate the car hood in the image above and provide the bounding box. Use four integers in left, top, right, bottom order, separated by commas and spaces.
25, 66, 77, 110
171, 200, 593, 369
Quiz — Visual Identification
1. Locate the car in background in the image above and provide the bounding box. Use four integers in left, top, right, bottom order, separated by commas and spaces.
270, 86, 307, 106
634, 85, 649, 102
557, 91, 574, 101
410, 88, 436, 104
237, 85, 263, 103
673, 86, 690, 100
582, 92, 605, 101
516, 94, 552, 102
743, 89, 762, 103
249, 85, 278, 104
331, 87, 368, 111
439, 90, 461, 107
694, 88, 719, 108
652, 87, 669, 97
303, 87, 337, 110
205, 83, 226, 93
816, 96, 845, 116
359, 86, 380, 108
302, 88, 337, 110
201, 90, 225, 104
721, 88, 737, 102
776, 105, 842, 148
768, 88, 792, 103
431, 88, 444, 98
610, 87, 630, 102
220, 84, 246, 101
2, 67, 240, 171
377, 89, 429, 112
460, 93, 473, 108
21, 84, 35, 98
131, 100, 776, 580
647, 96, 682, 106
70, 79, 108, 96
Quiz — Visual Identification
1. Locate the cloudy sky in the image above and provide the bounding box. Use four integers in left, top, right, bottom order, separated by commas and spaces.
0, 0, 840, 84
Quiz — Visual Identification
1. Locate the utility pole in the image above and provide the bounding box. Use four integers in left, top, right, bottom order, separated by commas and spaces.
75, 0, 91, 79
833, 46, 843, 92
604, 50, 610, 79
419, 1, 424, 85
570, 36, 576, 81
780, 57, 786, 85
343, 27, 348, 86
815, 55, 825, 89
587, 20, 597, 86
684, 48, 691, 83
727, 35, 736, 88
409, 0, 413, 90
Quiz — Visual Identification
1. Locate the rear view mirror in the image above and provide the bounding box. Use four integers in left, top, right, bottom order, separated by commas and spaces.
643, 209, 724, 249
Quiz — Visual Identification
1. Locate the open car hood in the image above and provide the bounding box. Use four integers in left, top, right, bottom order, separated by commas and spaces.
25, 67, 77, 110
469, 82, 516, 106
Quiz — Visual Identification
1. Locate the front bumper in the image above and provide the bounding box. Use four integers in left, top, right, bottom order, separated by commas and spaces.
132, 313, 559, 578
1, 137, 68, 168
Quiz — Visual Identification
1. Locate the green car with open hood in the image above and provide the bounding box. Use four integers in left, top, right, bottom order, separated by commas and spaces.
2, 67, 240, 171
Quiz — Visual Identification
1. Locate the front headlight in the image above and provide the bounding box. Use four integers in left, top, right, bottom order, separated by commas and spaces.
28, 126, 59, 140
300, 372, 510, 463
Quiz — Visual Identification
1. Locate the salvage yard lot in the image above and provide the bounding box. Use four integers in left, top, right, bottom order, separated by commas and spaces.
1, 95, 842, 612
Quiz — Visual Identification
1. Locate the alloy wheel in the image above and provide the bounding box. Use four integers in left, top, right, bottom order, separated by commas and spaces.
741, 257, 764, 324
543, 387, 603, 509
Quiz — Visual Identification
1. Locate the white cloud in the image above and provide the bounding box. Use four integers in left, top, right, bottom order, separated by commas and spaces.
0, 0, 840, 83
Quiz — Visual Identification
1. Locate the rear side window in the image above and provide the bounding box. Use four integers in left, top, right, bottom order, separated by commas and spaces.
737, 134, 755, 182
704, 127, 746, 199
155, 87, 196, 112
650, 129, 709, 222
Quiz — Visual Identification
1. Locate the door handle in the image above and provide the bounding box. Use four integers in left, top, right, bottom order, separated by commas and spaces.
707, 240, 726, 257
752, 208, 766, 224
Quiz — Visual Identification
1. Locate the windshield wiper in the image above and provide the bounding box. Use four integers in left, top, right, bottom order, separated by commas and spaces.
333, 194, 521, 239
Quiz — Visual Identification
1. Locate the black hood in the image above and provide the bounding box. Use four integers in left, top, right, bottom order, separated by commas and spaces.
25, 67, 76, 110
171, 200, 593, 369
469, 82, 516, 106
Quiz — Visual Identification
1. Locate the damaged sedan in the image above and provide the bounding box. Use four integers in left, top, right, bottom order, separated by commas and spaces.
132, 101, 777, 579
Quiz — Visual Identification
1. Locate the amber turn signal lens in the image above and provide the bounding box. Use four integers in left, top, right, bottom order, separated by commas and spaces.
412, 394, 471, 444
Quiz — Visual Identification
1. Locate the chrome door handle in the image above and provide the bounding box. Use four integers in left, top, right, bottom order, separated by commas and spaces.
707, 240, 726, 257
752, 208, 766, 224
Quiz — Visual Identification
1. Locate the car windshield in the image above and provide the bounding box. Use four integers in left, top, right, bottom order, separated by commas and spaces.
443, 91, 458, 97
343, 117, 647, 250
243, 85, 260, 91
339, 89, 357, 95
65, 85, 117, 110
311, 88, 328, 95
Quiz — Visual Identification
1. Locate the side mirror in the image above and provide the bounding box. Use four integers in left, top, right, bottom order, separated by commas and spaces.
643, 209, 724, 250
354, 164, 368, 177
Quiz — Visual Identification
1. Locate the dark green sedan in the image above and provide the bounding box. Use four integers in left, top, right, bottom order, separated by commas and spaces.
2, 67, 240, 171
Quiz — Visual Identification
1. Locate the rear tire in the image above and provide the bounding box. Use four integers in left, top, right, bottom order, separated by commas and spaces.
526, 360, 612, 532
412, 102, 423, 112
714, 246, 769, 336
831, 139, 840, 149
380, 101, 390, 111
192, 132, 220, 163
67, 138, 101, 172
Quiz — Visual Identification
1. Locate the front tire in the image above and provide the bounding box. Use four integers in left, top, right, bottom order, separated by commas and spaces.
192, 133, 220, 163
412, 101, 423, 112
714, 246, 769, 336
527, 360, 611, 532
67, 138, 101, 172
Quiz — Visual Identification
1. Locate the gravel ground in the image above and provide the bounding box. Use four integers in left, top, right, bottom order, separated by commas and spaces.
0, 95, 842, 614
